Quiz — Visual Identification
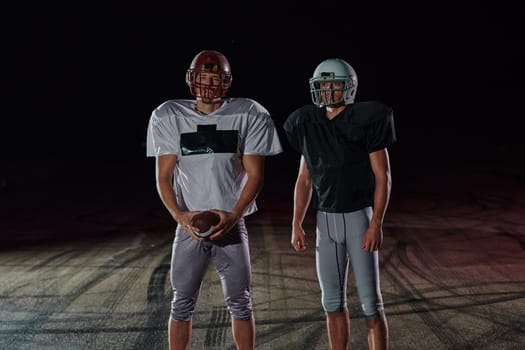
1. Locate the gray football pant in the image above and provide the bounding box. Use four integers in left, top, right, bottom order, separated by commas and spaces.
169, 218, 253, 321
316, 208, 385, 320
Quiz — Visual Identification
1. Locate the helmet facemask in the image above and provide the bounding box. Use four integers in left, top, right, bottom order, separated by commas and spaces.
310, 77, 352, 107
186, 67, 232, 101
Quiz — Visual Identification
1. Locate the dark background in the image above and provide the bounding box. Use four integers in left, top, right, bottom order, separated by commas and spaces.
1, 3, 524, 233
3, 3, 524, 157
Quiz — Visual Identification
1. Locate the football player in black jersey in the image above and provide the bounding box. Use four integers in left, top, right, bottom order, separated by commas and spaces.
284, 58, 396, 349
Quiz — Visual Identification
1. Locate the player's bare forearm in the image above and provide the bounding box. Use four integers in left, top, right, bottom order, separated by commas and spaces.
293, 179, 311, 228
156, 178, 184, 222
371, 179, 389, 230
293, 156, 312, 229
156, 155, 184, 222
209, 155, 264, 240
231, 176, 263, 221
369, 149, 392, 229
230, 154, 265, 220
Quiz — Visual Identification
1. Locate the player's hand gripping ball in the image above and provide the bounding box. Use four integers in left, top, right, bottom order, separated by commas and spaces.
190, 211, 221, 238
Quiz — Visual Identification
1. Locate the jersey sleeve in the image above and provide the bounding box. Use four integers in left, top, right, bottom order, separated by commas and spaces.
365, 104, 397, 153
146, 108, 180, 157
243, 106, 283, 156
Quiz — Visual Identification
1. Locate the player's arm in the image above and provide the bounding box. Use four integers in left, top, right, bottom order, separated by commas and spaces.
362, 148, 392, 252
155, 154, 196, 232
210, 154, 265, 240
291, 156, 311, 251
233, 154, 265, 218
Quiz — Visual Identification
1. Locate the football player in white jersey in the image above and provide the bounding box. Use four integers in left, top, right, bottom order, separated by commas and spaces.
284, 58, 396, 349
147, 50, 283, 350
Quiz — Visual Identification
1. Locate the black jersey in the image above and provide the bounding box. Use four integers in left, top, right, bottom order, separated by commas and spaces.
283, 101, 396, 212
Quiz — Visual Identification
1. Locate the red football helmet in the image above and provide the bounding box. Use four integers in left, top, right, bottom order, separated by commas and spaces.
185, 50, 232, 100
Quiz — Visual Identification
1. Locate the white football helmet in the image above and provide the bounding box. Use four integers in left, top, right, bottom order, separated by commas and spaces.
309, 58, 358, 107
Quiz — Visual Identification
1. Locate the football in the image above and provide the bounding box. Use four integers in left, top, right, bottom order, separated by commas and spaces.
190, 210, 221, 238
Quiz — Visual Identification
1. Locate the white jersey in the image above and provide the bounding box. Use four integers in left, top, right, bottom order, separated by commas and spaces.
146, 97, 283, 215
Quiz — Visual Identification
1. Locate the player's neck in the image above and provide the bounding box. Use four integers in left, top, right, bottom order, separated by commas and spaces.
325, 104, 346, 120
195, 99, 223, 115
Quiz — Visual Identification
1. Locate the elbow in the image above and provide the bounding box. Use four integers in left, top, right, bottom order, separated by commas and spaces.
296, 175, 311, 189
383, 174, 392, 189
156, 175, 173, 192
375, 171, 391, 193
247, 172, 265, 194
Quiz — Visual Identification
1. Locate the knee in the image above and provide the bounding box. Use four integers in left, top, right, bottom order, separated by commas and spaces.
360, 297, 384, 320
322, 294, 346, 313
170, 295, 196, 322
226, 289, 253, 320
366, 312, 388, 329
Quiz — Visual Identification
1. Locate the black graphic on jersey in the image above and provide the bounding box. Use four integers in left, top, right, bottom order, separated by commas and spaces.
180, 124, 238, 155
